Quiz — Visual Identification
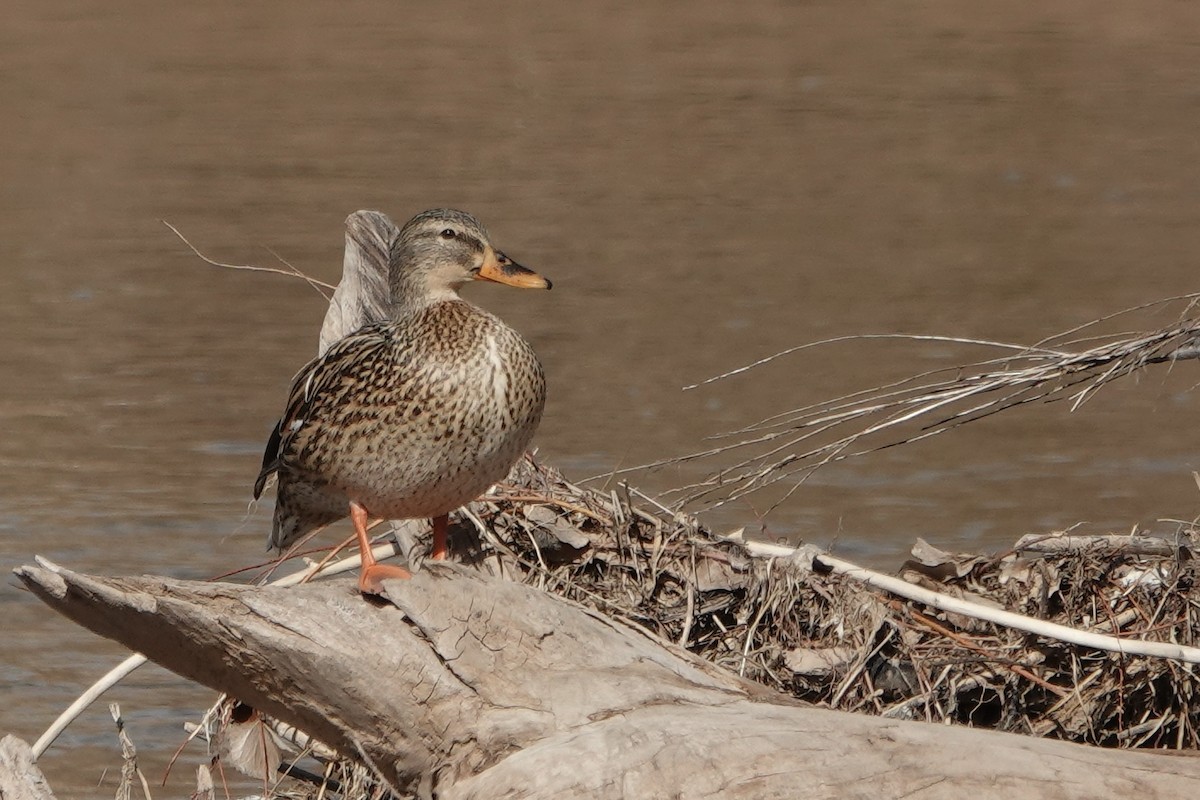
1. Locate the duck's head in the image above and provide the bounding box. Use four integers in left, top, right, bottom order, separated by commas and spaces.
390, 209, 551, 307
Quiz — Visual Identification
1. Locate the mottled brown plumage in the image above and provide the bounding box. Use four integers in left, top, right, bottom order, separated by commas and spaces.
254, 209, 551, 592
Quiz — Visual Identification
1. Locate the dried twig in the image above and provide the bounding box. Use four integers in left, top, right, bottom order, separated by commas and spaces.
162, 220, 334, 296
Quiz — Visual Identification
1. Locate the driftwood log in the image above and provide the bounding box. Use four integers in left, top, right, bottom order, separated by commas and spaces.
14, 559, 1200, 800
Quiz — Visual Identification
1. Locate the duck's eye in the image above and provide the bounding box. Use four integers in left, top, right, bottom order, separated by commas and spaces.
439, 228, 456, 240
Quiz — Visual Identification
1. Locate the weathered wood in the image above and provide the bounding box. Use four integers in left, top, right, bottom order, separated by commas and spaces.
0, 735, 57, 800
14, 559, 1200, 800
1012, 532, 1185, 557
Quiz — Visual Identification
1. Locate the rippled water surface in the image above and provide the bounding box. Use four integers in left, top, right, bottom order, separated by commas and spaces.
5, 2, 1200, 795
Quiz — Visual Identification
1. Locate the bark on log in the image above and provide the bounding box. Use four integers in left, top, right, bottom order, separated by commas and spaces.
14, 560, 1200, 800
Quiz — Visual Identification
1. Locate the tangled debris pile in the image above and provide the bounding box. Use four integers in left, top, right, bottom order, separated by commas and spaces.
468, 457, 1200, 750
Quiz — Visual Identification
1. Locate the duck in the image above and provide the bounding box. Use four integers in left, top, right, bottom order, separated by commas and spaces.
254, 208, 551, 595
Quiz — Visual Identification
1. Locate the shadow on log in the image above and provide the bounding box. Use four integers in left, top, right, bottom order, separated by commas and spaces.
14, 559, 1200, 800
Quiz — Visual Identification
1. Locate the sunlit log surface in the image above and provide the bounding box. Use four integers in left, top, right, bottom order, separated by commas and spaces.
14, 560, 1200, 800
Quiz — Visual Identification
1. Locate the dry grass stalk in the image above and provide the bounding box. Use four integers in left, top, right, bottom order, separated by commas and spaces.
109, 704, 152, 800
611, 293, 1200, 513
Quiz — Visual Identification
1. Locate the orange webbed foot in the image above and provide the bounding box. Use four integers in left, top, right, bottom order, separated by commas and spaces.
350, 500, 412, 597
358, 563, 412, 597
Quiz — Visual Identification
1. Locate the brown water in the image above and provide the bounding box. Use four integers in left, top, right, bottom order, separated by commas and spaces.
5, 2, 1200, 796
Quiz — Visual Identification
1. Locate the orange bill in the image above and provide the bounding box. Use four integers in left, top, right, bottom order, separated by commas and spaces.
476, 246, 552, 289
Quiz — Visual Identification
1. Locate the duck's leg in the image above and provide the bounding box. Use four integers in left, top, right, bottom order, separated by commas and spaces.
351, 500, 411, 596
431, 514, 449, 560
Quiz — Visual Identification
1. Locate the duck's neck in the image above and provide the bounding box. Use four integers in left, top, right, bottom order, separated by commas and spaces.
391, 285, 462, 317
388, 250, 463, 317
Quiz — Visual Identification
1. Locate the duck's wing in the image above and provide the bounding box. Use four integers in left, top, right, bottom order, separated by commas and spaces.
253, 423, 284, 499
253, 323, 393, 499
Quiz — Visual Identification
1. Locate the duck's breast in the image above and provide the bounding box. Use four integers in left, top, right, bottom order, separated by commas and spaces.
287, 301, 546, 518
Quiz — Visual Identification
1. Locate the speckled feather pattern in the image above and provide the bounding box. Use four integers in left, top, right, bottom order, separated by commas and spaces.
262, 298, 545, 551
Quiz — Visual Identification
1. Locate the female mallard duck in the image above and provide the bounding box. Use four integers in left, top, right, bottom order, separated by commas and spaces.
254, 209, 551, 594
